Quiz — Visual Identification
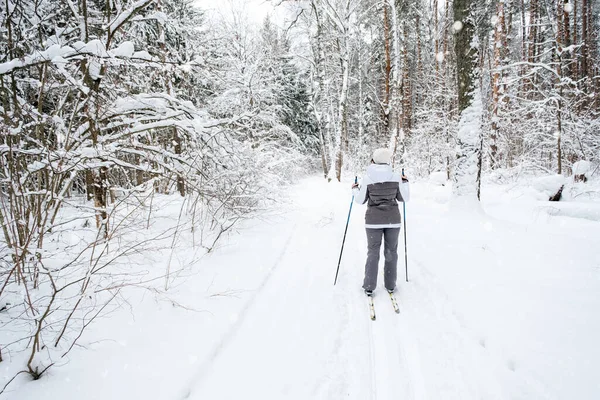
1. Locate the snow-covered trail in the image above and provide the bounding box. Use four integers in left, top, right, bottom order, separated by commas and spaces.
179, 176, 591, 400
181, 178, 374, 400
6, 176, 600, 400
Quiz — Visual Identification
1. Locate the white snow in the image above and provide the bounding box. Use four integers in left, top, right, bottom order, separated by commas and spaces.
107, 0, 154, 34
564, 3, 573, 13
45, 44, 64, 59
51, 55, 69, 65
453, 21, 463, 33
85, 39, 110, 58
429, 170, 448, 185
0, 44, 75, 74
2, 176, 600, 400
151, 11, 168, 25
0, 60, 19, 75
110, 41, 135, 58
180, 63, 192, 73
532, 174, 566, 198
72, 41, 87, 52
453, 91, 483, 199
573, 160, 592, 176
132, 51, 154, 61
87, 59, 103, 80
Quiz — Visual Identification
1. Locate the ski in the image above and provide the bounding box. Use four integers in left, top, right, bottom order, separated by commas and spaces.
389, 292, 400, 314
368, 296, 376, 321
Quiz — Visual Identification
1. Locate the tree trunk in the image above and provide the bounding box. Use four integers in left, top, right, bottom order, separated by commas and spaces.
382, 0, 392, 135
94, 166, 109, 237
557, 109, 562, 174
158, 0, 185, 196
358, 44, 365, 154
557, 0, 564, 49
433, 0, 439, 75
519, 0, 527, 94
563, 0, 571, 48
581, 0, 588, 80
452, 0, 483, 200
528, 0, 539, 64
173, 128, 185, 196
525, 0, 539, 96
573, 0, 579, 80
401, 21, 412, 136
415, 13, 424, 107
586, 0, 599, 110
490, 0, 504, 170
135, 153, 144, 186
454, 0, 476, 112
555, 3, 565, 174
335, 40, 350, 182
85, 170, 95, 201
443, 0, 450, 71
310, 0, 331, 179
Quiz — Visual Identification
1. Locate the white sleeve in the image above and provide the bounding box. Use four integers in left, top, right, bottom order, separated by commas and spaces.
399, 181, 410, 202
353, 176, 369, 204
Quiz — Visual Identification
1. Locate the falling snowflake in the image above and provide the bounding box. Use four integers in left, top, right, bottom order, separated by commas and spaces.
436, 52, 445, 63
453, 21, 463, 33
564, 3, 573, 13
491, 16, 498, 25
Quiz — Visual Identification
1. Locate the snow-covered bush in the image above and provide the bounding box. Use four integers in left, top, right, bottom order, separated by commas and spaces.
0, 0, 314, 390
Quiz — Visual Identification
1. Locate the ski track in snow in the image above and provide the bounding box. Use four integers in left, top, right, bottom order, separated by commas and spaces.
180, 224, 298, 399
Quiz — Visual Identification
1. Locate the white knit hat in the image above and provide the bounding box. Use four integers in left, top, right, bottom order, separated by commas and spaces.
372, 148, 392, 164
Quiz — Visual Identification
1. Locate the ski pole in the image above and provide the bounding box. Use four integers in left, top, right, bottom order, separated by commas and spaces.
334, 176, 357, 285
402, 168, 408, 282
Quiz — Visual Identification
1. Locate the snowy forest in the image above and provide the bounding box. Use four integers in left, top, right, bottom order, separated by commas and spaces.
1, 0, 599, 397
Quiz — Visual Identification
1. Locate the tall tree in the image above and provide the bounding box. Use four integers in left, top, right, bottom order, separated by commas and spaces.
452, 0, 483, 200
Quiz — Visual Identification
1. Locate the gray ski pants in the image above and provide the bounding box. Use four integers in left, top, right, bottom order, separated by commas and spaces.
363, 227, 400, 292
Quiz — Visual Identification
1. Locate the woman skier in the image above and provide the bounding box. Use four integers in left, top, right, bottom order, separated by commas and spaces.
351, 148, 410, 296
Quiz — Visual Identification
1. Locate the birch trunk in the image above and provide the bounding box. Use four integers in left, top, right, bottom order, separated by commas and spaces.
310, 0, 331, 179
334, 44, 350, 182
490, 0, 504, 170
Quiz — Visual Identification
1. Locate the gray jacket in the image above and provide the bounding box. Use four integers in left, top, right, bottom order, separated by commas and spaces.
352, 164, 410, 229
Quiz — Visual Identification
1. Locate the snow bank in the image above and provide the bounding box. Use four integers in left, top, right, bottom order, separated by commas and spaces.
573, 160, 592, 175
4, 176, 600, 400
572, 160, 596, 182
429, 171, 448, 186
540, 203, 600, 221
410, 181, 452, 205
532, 174, 566, 199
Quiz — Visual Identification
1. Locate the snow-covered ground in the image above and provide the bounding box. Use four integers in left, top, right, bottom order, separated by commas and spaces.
3, 175, 600, 400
